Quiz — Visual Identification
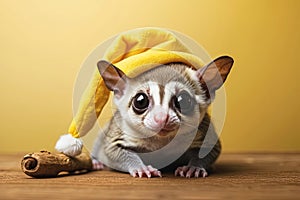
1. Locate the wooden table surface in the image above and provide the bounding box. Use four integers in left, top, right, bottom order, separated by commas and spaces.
0, 153, 299, 200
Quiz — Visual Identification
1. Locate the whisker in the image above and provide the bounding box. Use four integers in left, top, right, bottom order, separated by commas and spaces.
181, 121, 199, 129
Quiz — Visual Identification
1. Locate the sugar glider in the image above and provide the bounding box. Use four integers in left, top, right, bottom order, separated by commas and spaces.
91, 56, 233, 178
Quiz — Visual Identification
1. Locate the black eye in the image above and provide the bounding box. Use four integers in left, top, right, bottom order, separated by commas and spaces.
173, 91, 195, 115
132, 93, 149, 114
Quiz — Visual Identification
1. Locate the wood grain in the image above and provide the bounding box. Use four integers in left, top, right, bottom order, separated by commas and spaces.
0, 153, 299, 200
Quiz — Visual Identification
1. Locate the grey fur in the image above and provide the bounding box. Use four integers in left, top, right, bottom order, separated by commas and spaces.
91, 63, 223, 177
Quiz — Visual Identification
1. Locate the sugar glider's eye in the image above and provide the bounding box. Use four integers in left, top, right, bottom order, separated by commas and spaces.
173, 91, 195, 115
132, 93, 149, 114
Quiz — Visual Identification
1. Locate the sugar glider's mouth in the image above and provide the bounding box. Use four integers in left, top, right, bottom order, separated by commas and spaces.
157, 127, 178, 136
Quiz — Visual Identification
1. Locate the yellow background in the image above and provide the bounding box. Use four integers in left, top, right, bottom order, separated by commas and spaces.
0, 0, 299, 153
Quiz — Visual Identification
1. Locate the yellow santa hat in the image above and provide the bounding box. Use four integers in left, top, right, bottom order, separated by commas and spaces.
55, 27, 205, 156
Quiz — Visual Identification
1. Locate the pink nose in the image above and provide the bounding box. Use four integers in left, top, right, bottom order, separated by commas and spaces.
154, 112, 168, 125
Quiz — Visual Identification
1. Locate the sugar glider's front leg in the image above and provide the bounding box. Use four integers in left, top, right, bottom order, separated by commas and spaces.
91, 131, 161, 178
103, 143, 162, 178
175, 140, 221, 178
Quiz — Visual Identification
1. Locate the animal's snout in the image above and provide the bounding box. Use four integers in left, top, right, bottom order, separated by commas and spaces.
154, 111, 168, 126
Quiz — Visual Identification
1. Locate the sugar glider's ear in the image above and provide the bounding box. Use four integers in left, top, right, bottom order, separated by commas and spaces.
97, 60, 127, 98
196, 56, 234, 102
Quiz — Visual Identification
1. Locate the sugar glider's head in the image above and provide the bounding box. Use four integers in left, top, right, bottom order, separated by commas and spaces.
97, 56, 233, 138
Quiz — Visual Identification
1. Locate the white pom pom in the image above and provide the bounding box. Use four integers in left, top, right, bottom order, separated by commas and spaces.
55, 134, 83, 157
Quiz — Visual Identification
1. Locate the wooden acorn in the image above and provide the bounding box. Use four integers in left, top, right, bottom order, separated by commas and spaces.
21, 150, 93, 178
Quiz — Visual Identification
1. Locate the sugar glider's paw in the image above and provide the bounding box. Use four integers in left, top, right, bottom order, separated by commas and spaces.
175, 166, 208, 178
92, 159, 104, 170
129, 165, 162, 178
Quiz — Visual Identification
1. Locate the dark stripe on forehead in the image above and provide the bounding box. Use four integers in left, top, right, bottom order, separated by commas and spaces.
159, 84, 165, 105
